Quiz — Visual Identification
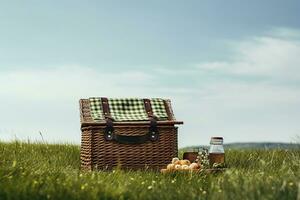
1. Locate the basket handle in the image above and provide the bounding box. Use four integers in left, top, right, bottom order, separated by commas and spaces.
102, 98, 159, 144
104, 131, 158, 144
104, 118, 159, 144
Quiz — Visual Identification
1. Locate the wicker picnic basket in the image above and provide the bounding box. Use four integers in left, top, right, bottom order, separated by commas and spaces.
80, 97, 183, 170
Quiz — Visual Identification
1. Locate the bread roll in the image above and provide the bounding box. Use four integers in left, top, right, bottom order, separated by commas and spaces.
167, 164, 175, 170
172, 157, 179, 164
174, 160, 181, 165
174, 164, 182, 170
181, 165, 189, 171
179, 160, 191, 166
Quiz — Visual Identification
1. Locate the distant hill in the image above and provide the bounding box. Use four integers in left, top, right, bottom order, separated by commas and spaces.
182, 142, 300, 151
224, 142, 300, 150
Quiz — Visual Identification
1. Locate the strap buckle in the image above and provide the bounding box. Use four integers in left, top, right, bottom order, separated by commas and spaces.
149, 117, 159, 142
104, 117, 114, 141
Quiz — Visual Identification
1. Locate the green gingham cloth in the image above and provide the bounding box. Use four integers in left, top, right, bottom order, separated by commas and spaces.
89, 97, 169, 121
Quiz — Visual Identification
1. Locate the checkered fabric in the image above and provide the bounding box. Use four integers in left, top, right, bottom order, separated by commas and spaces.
108, 98, 149, 121
89, 97, 169, 121
151, 98, 169, 120
89, 97, 104, 121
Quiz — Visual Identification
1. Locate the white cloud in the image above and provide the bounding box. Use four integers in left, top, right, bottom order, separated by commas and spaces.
197, 30, 300, 81
0, 66, 155, 101
155, 28, 300, 145
1, 28, 300, 146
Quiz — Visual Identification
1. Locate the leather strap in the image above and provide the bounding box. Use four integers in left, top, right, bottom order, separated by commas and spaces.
163, 100, 172, 120
101, 97, 111, 118
143, 99, 153, 117
101, 97, 114, 141
143, 98, 159, 142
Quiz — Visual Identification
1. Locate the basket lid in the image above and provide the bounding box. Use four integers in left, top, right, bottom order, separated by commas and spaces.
79, 97, 183, 126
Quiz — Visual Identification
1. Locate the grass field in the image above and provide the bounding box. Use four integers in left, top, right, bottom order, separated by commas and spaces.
0, 141, 299, 200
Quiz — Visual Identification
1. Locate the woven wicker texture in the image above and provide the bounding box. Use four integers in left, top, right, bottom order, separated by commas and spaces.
80, 98, 180, 170
81, 126, 178, 170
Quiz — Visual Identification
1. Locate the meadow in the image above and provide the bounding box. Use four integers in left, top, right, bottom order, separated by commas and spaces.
0, 141, 299, 200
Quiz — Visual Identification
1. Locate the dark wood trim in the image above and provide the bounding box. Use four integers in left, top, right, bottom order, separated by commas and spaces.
81, 121, 183, 129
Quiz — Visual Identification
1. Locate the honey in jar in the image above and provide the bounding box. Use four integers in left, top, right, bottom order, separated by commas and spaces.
209, 137, 225, 166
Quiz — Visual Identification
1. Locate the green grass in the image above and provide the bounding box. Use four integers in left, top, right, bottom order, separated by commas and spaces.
0, 141, 299, 200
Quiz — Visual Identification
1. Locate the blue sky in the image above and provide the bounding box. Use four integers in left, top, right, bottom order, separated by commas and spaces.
0, 0, 300, 146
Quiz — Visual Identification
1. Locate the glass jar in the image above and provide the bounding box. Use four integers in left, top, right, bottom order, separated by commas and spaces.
209, 137, 225, 166
183, 148, 199, 163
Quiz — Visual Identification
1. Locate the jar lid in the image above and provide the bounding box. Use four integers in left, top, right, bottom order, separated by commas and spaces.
210, 137, 223, 145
